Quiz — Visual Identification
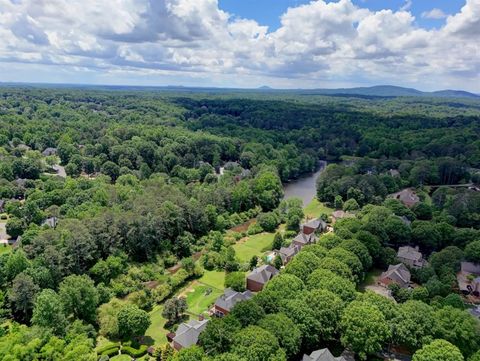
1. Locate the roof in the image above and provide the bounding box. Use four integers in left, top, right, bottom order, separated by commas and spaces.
331, 210, 354, 219
293, 232, 317, 246
397, 246, 422, 262
303, 218, 326, 230
389, 188, 420, 207
247, 265, 279, 285
303, 348, 347, 361
214, 288, 253, 312
380, 263, 411, 285
279, 244, 300, 260
173, 318, 209, 348
461, 262, 480, 275
42, 217, 58, 228
42, 147, 57, 156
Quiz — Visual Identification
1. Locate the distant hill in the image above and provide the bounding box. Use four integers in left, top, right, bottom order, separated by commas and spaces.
1, 82, 478, 99
300, 85, 479, 99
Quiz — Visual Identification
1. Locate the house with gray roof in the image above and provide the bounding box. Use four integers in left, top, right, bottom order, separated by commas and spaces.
42, 217, 58, 229
458, 262, 480, 296
397, 246, 426, 268
247, 265, 279, 292
302, 218, 327, 235
292, 232, 318, 249
213, 288, 253, 316
278, 244, 301, 265
379, 263, 411, 288
389, 188, 420, 208
42, 147, 57, 156
172, 318, 209, 350
303, 348, 347, 361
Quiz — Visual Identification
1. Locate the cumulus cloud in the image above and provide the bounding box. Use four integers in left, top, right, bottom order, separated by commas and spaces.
421, 8, 448, 19
0, 0, 478, 90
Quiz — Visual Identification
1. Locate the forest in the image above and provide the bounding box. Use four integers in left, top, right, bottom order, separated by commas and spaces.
0, 86, 479, 361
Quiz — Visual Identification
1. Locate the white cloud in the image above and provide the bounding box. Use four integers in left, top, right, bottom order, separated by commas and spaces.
421, 8, 448, 19
0, 0, 478, 90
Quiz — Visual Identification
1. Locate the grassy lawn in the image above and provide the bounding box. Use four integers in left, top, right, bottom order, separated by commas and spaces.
109, 355, 130, 361
145, 305, 169, 347
185, 284, 223, 315
233, 232, 275, 262
304, 198, 334, 218
358, 268, 382, 291
0, 245, 11, 255
198, 270, 225, 290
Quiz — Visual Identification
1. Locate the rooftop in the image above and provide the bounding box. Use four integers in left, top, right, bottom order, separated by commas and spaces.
247, 265, 279, 285
173, 318, 209, 349
214, 288, 253, 312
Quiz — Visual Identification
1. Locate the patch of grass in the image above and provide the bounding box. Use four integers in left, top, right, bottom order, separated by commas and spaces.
109, 355, 130, 361
304, 198, 333, 218
198, 270, 225, 290
358, 268, 382, 291
233, 232, 275, 262
185, 284, 223, 315
0, 245, 11, 255
144, 305, 169, 346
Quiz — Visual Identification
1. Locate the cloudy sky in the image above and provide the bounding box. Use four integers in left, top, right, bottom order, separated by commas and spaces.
0, 0, 478, 91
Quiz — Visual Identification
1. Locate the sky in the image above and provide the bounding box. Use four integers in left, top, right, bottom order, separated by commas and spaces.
0, 0, 478, 91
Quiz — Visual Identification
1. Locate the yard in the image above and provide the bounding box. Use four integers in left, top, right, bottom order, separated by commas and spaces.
233, 232, 275, 262
0, 245, 11, 255
144, 305, 169, 347
304, 198, 333, 218
185, 283, 223, 315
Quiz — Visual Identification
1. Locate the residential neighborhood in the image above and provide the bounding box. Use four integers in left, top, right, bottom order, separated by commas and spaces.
396, 245, 427, 269
212, 288, 253, 316
170, 317, 209, 351
246, 264, 279, 292
379, 263, 412, 289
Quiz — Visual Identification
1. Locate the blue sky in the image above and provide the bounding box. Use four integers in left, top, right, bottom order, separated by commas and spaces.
219, 0, 465, 30
0, 0, 478, 91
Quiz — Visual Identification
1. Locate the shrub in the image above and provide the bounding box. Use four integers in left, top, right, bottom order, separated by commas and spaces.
122, 345, 148, 358
100, 346, 120, 357
247, 223, 263, 235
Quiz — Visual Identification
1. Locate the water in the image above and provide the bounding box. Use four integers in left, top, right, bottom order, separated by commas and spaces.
283, 161, 327, 207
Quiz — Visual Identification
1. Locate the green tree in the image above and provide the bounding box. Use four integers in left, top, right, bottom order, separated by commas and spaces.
395, 300, 437, 350
59, 274, 99, 323
307, 268, 357, 302
199, 315, 241, 355
340, 301, 391, 360
343, 198, 360, 211
435, 306, 479, 356
9, 273, 39, 320
412, 339, 464, 361
162, 297, 187, 323
464, 240, 480, 264
230, 300, 265, 327
32, 289, 67, 335
231, 326, 285, 361
258, 313, 301, 358
272, 232, 284, 250
225, 272, 246, 292
117, 304, 151, 339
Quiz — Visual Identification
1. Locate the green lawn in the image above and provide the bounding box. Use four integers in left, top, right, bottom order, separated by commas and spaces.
185, 284, 223, 315
233, 232, 275, 262
109, 355, 130, 361
0, 245, 11, 255
145, 305, 169, 346
304, 198, 333, 218
198, 270, 225, 290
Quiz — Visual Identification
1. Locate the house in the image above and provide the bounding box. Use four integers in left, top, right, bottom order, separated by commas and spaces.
302, 348, 347, 361
379, 263, 411, 288
247, 265, 279, 292
389, 169, 400, 177
213, 288, 253, 316
302, 218, 327, 234
42, 217, 58, 229
292, 232, 318, 249
331, 210, 354, 224
389, 188, 420, 208
278, 244, 301, 265
397, 246, 426, 268
171, 318, 209, 350
42, 147, 57, 156
458, 262, 480, 296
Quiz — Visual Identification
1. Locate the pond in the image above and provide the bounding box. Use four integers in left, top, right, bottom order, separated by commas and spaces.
283, 160, 327, 207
